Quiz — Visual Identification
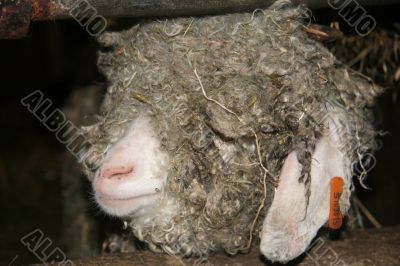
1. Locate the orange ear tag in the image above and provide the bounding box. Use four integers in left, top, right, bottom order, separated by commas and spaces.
328, 176, 344, 230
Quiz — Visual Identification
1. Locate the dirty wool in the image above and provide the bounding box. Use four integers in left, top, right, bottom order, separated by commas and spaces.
82, 0, 382, 257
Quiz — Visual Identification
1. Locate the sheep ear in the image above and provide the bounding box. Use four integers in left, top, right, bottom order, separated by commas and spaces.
260, 121, 350, 263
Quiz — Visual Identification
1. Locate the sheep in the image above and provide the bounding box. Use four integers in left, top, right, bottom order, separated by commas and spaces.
80, 0, 382, 262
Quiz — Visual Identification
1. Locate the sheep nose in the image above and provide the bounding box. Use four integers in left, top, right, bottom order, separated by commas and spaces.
100, 166, 134, 179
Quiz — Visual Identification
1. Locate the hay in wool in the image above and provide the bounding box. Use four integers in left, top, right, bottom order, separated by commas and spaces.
81, 0, 382, 257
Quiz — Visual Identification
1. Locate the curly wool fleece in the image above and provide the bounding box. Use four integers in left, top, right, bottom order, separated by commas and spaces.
82, 0, 382, 257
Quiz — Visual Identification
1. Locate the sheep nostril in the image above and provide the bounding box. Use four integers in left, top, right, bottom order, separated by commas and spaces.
100, 166, 134, 179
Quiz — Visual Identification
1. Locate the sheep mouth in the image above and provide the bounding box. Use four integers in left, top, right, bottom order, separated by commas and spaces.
96, 193, 160, 216
97, 193, 159, 205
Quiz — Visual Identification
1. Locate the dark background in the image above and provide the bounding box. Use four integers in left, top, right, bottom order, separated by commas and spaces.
0, 5, 399, 265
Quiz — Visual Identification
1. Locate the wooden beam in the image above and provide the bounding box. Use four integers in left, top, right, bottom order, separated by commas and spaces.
49, 225, 400, 266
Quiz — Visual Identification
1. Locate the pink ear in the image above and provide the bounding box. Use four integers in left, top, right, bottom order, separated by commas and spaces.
260, 151, 308, 262
260, 118, 351, 263
266, 151, 305, 221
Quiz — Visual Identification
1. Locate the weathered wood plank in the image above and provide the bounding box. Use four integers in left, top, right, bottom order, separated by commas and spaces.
49, 226, 400, 266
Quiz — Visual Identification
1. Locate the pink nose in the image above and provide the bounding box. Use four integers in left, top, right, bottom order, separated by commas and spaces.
100, 166, 134, 179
